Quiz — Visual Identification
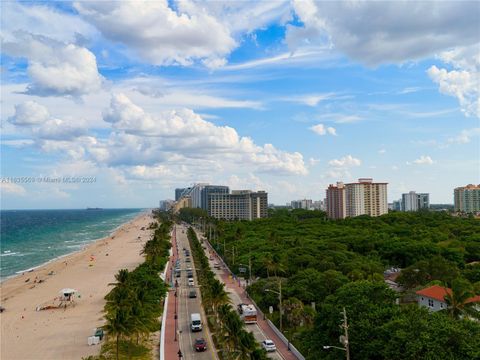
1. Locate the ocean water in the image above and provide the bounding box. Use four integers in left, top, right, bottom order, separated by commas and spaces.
0, 208, 146, 280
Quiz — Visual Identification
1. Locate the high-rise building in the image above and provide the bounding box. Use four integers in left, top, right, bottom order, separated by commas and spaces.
291, 199, 313, 210
175, 187, 191, 201
417, 193, 430, 210
401, 191, 430, 211
454, 184, 480, 213
208, 190, 268, 220
326, 182, 346, 219
176, 184, 229, 211
326, 178, 388, 219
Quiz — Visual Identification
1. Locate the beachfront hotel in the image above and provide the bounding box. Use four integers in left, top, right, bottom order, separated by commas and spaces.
173, 183, 268, 220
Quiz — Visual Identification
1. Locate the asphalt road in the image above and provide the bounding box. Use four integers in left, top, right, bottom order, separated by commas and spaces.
175, 226, 216, 360
195, 230, 284, 360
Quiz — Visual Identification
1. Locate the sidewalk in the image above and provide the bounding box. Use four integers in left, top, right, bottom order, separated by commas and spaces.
201, 237, 298, 360
163, 227, 180, 360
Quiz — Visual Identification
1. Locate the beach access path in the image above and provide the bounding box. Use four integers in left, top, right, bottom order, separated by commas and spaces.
0, 212, 153, 360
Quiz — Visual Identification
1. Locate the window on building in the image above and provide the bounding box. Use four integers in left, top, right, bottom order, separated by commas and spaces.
428, 299, 434, 307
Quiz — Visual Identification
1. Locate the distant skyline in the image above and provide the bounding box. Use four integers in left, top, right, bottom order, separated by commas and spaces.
1, 1, 479, 209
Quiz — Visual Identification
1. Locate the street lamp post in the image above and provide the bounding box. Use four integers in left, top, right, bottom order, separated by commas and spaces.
323, 307, 350, 360
264, 279, 283, 332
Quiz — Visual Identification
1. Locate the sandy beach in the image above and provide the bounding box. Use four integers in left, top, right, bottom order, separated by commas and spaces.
0, 211, 154, 360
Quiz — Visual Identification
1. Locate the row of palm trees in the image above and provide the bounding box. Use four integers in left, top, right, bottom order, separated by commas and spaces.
187, 227, 268, 360
100, 215, 172, 359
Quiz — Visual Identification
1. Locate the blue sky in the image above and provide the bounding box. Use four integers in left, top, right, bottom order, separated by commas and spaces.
1, 0, 479, 209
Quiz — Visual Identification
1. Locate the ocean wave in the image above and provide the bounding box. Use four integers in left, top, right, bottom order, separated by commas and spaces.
1, 251, 19, 257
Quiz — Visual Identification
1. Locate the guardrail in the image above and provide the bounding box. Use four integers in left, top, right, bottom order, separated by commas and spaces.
199, 230, 306, 360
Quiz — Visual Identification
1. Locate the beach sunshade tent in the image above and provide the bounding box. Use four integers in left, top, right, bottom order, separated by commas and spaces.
60, 288, 77, 295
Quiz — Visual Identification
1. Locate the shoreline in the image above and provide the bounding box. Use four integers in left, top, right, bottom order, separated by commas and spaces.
0, 209, 149, 283
0, 210, 155, 360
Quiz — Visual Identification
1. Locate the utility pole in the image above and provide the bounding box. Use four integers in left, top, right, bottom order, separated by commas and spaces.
248, 252, 252, 285
279, 279, 283, 332
341, 307, 350, 360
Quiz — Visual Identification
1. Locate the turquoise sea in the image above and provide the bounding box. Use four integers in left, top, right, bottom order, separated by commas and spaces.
0, 208, 145, 280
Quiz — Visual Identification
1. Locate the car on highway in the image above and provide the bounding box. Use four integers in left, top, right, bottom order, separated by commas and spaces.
188, 278, 195, 286
262, 340, 276, 352
194, 338, 207, 351
189, 290, 197, 298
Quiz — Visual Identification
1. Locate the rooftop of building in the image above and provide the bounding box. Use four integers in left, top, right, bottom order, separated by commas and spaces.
455, 184, 480, 190
416, 285, 480, 303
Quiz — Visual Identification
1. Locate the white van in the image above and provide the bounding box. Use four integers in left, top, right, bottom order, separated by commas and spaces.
188, 278, 194, 286
191, 313, 202, 332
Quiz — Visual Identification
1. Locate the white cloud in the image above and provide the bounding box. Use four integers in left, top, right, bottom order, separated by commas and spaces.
7, 100, 88, 141
378, 149, 387, 155
8, 101, 50, 126
1, 2, 96, 44
87, 94, 308, 176
412, 155, 435, 165
3, 33, 103, 96
428, 44, 480, 118
309, 157, 321, 166
447, 128, 480, 144
0, 183, 27, 197
328, 155, 361, 167
74, 1, 236, 68
285, 93, 337, 107
310, 123, 337, 136
289, 1, 479, 66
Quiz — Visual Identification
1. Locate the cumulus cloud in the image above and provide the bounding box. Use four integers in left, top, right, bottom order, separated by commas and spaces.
288, 1, 479, 66
428, 44, 480, 118
7, 101, 88, 141
89, 94, 308, 175
328, 155, 361, 167
412, 155, 435, 165
8, 101, 50, 126
2, 32, 103, 96
74, 1, 236, 68
310, 123, 337, 136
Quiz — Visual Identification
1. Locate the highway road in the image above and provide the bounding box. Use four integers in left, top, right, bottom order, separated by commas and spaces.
190, 227, 284, 360
175, 226, 216, 360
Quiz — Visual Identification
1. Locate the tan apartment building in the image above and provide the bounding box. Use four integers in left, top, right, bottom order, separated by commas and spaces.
327, 178, 388, 219
454, 184, 480, 213
208, 190, 268, 220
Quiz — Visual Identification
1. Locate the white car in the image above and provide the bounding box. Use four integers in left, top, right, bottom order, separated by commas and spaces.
262, 339, 276, 352
188, 278, 194, 287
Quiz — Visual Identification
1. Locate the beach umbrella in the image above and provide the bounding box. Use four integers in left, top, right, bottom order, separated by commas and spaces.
60, 288, 77, 294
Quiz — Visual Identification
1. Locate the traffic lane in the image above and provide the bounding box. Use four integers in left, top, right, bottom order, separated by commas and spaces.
176, 227, 212, 360
203, 247, 284, 359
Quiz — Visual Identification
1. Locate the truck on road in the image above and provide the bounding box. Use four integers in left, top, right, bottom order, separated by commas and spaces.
238, 304, 257, 324
191, 313, 202, 332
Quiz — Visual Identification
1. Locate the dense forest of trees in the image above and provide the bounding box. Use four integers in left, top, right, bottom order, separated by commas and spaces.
202, 210, 480, 360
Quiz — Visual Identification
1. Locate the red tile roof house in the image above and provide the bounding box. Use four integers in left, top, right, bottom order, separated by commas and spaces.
416, 285, 480, 312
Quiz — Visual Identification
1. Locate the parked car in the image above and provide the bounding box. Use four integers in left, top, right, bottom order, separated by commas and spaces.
188, 278, 195, 286
262, 340, 276, 352
214, 262, 221, 269
187, 270, 194, 278
189, 290, 197, 298
194, 338, 207, 351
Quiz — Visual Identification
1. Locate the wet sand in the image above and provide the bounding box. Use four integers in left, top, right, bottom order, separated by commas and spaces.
0, 212, 154, 360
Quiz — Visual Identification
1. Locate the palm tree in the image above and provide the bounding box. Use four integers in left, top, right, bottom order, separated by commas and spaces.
444, 279, 479, 319
237, 330, 257, 360
103, 307, 134, 360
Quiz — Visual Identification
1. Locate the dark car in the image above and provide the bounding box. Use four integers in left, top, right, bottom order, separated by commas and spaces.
189, 290, 197, 298
194, 338, 207, 352
187, 270, 194, 278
